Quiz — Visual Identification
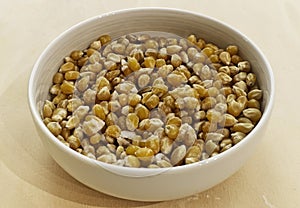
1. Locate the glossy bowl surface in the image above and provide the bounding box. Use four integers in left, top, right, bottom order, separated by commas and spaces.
28, 8, 274, 201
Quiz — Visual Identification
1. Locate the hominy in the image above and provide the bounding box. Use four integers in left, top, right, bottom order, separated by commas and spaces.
42, 32, 263, 167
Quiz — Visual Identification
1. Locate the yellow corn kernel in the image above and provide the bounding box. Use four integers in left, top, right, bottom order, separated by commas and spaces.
60, 80, 75, 94
126, 113, 139, 131
128, 57, 140, 71
105, 125, 121, 138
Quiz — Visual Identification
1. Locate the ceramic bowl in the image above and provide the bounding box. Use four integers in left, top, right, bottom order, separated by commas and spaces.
28, 8, 274, 201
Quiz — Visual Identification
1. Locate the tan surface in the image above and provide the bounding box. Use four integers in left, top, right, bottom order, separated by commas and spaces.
0, 0, 299, 207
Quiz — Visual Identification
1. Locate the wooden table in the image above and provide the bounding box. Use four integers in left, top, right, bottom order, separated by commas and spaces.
1, 0, 299, 207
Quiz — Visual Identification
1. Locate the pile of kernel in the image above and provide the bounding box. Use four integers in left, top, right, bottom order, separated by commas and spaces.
42, 32, 262, 168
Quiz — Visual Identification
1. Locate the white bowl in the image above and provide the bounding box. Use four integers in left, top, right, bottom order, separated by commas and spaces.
28, 8, 274, 201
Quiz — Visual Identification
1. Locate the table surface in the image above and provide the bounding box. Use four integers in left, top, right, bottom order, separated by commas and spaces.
1, 0, 299, 207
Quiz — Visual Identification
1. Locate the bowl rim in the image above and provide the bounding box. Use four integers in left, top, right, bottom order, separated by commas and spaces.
28, 7, 275, 177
